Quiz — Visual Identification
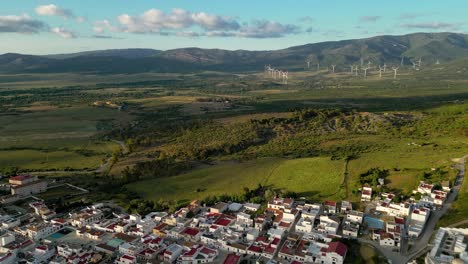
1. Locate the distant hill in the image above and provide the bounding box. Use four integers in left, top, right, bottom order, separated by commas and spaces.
1, 32, 468, 74
44, 48, 162, 59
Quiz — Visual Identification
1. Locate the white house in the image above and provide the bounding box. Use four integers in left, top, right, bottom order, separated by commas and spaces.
361, 187, 372, 201
164, 244, 183, 263
345, 211, 363, 224
319, 241, 348, 264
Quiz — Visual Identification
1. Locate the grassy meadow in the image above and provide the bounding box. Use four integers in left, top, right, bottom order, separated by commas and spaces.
126, 157, 344, 203
0, 105, 127, 170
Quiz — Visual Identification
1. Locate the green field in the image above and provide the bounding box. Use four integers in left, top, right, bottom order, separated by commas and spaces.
346, 137, 466, 198
0, 106, 127, 170
126, 157, 344, 203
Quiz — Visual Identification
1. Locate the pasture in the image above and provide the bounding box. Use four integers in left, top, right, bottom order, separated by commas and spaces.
125, 157, 344, 203
0, 105, 126, 170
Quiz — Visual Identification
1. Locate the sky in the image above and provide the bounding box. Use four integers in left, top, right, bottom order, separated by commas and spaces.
1, 0, 468, 55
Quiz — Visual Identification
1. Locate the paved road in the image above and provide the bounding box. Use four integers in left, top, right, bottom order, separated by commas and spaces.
360, 154, 467, 263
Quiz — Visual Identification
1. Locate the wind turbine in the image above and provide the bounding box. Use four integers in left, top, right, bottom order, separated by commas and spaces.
418, 58, 422, 68
383, 63, 387, 72
306, 60, 311, 69
400, 56, 404, 66
411, 60, 417, 70
392, 67, 399, 79
317, 63, 320, 72
350, 65, 354, 73
355, 66, 359, 76
282, 71, 289, 85
331, 64, 336, 73
435, 59, 440, 65
378, 65, 384, 78
363, 66, 370, 78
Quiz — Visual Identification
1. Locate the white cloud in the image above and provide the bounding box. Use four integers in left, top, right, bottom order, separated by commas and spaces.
35, 4, 74, 19
237, 20, 300, 38
93, 20, 117, 34
51, 27, 76, 38
117, 8, 240, 33
298, 16, 314, 23
110, 8, 299, 39
76, 16, 86, 23
360, 16, 381, 22
0, 14, 47, 33
401, 22, 460, 30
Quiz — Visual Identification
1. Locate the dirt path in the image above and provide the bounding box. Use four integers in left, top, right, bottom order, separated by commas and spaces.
342, 159, 350, 198
448, 219, 468, 228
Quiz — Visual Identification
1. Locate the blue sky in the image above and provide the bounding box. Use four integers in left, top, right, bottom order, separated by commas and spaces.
1, 0, 467, 54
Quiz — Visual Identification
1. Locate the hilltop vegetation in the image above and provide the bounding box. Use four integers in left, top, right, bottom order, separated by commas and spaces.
3, 32, 468, 74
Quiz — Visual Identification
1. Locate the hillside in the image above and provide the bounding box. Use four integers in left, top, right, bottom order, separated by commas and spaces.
1, 32, 468, 74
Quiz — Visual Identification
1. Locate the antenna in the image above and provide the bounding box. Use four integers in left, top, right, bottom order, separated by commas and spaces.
331, 64, 336, 73
392, 67, 399, 79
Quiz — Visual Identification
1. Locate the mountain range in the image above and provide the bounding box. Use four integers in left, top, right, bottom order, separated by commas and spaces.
2, 32, 468, 74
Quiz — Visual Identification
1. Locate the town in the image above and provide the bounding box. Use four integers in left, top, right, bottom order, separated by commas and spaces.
0, 167, 466, 264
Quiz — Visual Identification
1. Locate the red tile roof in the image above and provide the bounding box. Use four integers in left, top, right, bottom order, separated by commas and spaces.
223, 254, 240, 264
182, 227, 200, 237
326, 241, 347, 257
248, 245, 262, 253
9, 175, 32, 181
214, 218, 231, 226
184, 248, 198, 257
122, 254, 135, 260
200, 247, 216, 255
394, 217, 405, 225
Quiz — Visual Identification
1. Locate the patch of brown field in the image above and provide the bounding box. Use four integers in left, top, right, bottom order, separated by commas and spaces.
216, 112, 293, 124
129, 96, 206, 107
109, 154, 153, 176
248, 89, 298, 94
179, 101, 253, 115
0, 131, 96, 141
15, 105, 58, 112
